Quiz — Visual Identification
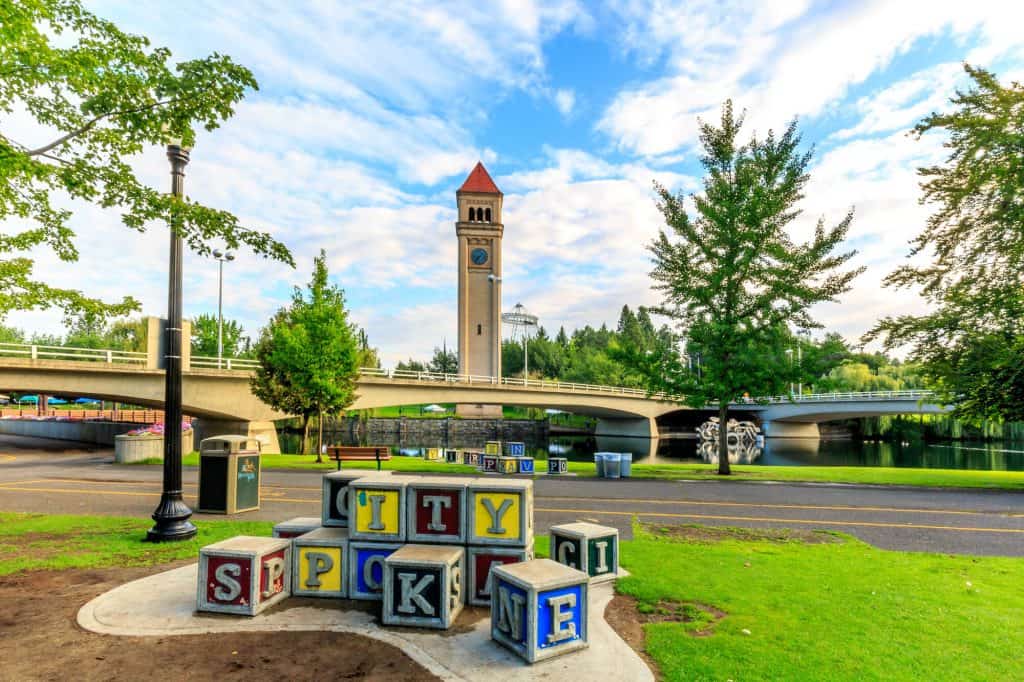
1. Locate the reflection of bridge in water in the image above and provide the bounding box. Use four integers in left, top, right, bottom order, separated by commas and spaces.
1, 341, 950, 452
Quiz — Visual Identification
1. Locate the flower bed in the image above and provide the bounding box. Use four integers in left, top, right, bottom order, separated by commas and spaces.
115, 422, 194, 464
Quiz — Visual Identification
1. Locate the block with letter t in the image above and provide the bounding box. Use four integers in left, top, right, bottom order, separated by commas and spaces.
291, 527, 348, 598
348, 475, 407, 542
490, 558, 588, 663
405, 476, 467, 544
197, 536, 291, 616
382, 544, 464, 629
467, 479, 533, 548
550, 522, 619, 583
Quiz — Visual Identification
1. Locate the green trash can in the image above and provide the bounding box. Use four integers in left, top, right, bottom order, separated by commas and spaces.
197, 435, 262, 514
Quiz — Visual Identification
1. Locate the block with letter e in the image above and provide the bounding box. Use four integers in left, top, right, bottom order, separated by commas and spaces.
490, 558, 588, 663
322, 470, 390, 528
550, 522, 619, 583
383, 545, 464, 629
348, 541, 402, 600
467, 479, 533, 548
291, 527, 348, 598
348, 475, 407, 542
197, 536, 291, 616
406, 476, 467, 544
466, 546, 533, 606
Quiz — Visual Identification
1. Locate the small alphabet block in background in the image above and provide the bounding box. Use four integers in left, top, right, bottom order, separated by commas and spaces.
550, 522, 619, 583
197, 536, 291, 616
383, 544, 464, 629
547, 457, 568, 475
490, 558, 588, 663
291, 527, 348, 598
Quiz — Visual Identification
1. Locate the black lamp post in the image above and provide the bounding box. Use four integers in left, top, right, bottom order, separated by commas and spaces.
147, 140, 197, 542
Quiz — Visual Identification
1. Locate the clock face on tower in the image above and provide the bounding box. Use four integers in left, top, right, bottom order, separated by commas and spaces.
470, 247, 488, 265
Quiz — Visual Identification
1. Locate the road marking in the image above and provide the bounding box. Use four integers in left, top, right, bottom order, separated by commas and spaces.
0, 484, 320, 505
534, 507, 1024, 535
0, 454, 16, 462
42, 477, 322, 492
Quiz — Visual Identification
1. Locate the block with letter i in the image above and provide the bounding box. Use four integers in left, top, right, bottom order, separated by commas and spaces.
383, 545, 464, 629
291, 527, 348, 598
445, 449, 460, 463
323, 470, 390, 528
348, 541, 402, 600
466, 546, 533, 606
197, 536, 291, 616
490, 558, 588, 663
550, 522, 619, 583
467, 479, 533, 548
348, 475, 407, 542
406, 476, 467, 544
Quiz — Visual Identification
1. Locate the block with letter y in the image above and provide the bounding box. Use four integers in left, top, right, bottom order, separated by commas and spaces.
467, 479, 533, 548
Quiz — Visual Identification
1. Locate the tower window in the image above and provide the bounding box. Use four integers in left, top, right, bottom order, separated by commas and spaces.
485, 208, 492, 222
468, 207, 476, 222
477, 324, 482, 335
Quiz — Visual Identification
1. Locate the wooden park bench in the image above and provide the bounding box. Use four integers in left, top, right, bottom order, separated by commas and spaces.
327, 445, 391, 471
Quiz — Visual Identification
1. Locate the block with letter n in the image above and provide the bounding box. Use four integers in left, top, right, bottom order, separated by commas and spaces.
467, 479, 533, 548
550, 522, 619, 583
466, 546, 533, 606
322, 470, 390, 528
348, 541, 402, 600
490, 558, 588, 663
382, 545, 464, 629
348, 475, 407, 542
291, 527, 349, 598
405, 476, 467, 544
196, 536, 291, 616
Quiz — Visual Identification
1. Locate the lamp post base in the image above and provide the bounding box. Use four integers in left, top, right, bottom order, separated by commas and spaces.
146, 493, 197, 542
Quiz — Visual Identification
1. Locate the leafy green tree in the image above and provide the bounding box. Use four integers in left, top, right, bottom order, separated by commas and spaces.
639, 102, 862, 473
428, 344, 458, 374
869, 65, 1024, 421
191, 312, 248, 358
396, 358, 427, 372
0, 323, 24, 343
0, 0, 293, 325
356, 329, 380, 369
105, 317, 147, 352
251, 251, 359, 460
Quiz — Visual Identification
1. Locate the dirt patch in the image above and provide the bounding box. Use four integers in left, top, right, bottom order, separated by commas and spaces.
645, 522, 845, 544
0, 565, 438, 681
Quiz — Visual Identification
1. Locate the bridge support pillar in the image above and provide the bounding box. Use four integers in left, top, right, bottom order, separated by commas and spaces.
192, 418, 281, 454
761, 421, 820, 439
594, 416, 658, 439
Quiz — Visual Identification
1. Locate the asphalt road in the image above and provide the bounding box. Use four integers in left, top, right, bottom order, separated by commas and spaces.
2, 434, 1024, 556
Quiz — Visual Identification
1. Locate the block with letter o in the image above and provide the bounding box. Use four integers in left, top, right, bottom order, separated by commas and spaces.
348, 541, 402, 600
490, 558, 588, 663
197, 536, 291, 616
550, 522, 619, 582
406, 476, 467, 543
291, 527, 348, 598
467, 479, 533, 547
349, 476, 407, 542
322, 471, 390, 528
382, 544, 464, 629
466, 546, 533, 606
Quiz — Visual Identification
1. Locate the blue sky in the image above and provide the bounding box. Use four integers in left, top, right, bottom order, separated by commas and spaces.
8, 1, 1024, 365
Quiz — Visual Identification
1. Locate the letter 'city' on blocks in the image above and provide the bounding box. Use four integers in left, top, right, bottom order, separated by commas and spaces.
490, 558, 589, 663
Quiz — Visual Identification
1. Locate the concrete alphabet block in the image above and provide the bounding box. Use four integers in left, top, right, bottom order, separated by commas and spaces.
462, 451, 480, 466
490, 558, 588, 663
197, 536, 291, 616
383, 544, 464, 629
481, 455, 498, 473
272, 516, 321, 539
445, 449, 460, 463
425, 448, 443, 461
547, 457, 568, 475
322, 470, 390, 528
405, 476, 468, 543
498, 456, 519, 475
550, 522, 619, 583
517, 457, 535, 474
505, 442, 525, 457
466, 546, 533, 606
467, 479, 533, 548
348, 541, 403, 600
291, 527, 348, 598
348, 476, 407, 542
484, 441, 502, 456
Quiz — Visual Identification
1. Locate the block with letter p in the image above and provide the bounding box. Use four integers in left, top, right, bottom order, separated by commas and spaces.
322, 470, 390, 528
550, 522, 619, 583
467, 479, 533, 548
383, 545, 464, 629
348, 476, 407, 542
406, 476, 467, 543
197, 536, 291, 616
291, 527, 348, 598
490, 558, 588, 663
481, 455, 498, 473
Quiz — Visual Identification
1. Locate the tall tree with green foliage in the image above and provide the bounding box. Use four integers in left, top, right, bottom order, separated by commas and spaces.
868, 65, 1024, 421
191, 313, 249, 358
640, 102, 862, 473
428, 344, 458, 374
0, 0, 293, 325
251, 251, 360, 460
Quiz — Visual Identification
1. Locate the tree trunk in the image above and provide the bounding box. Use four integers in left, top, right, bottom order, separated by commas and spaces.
717, 403, 731, 475
300, 414, 311, 456
315, 406, 324, 463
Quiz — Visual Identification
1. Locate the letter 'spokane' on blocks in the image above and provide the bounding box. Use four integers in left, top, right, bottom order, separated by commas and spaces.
382, 544, 464, 629
272, 516, 321, 539
466, 546, 533, 606
490, 558, 588, 663
197, 536, 291, 616
291, 527, 349, 598
405, 476, 468, 543
348, 475, 408, 542
467, 479, 533, 548
348, 541, 403, 600
550, 522, 619, 583
322, 470, 391, 528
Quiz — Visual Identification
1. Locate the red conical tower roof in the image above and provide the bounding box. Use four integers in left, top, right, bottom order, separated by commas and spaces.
458, 161, 501, 194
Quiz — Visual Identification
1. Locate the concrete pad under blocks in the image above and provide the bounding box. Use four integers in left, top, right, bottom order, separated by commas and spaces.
196, 536, 291, 616
383, 544, 464, 630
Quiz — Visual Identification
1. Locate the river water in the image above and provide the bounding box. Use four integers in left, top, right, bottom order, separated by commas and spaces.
282, 431, 1024, 471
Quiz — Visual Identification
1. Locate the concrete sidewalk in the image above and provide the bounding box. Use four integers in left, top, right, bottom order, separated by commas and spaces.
77, 563, 653, 682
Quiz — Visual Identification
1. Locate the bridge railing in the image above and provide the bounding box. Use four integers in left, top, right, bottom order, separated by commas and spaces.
759, 390, 934, 403
0, 342, 147, 365
190, 355, 261, 370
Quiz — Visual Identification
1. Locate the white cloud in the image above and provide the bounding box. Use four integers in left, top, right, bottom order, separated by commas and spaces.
554, 88, 576, 116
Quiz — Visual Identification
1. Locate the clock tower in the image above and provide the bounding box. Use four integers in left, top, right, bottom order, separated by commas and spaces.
455, 162, 502, 380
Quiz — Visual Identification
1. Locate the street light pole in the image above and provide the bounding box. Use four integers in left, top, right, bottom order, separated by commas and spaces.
147, 140, 197, 543
213, 250, 235, 369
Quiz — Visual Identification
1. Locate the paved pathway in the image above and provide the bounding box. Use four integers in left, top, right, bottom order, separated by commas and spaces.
2, 435, 1024, 556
